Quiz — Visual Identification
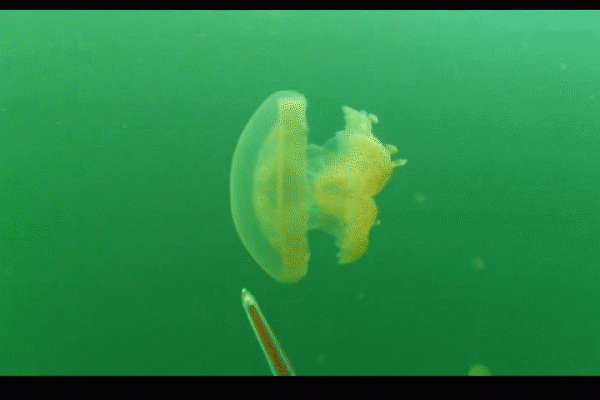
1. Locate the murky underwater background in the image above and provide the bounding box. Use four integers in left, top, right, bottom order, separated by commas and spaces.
0, 10, 599, 375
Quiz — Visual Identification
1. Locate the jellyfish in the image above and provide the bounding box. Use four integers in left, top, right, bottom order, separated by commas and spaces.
230, 91, 406, 283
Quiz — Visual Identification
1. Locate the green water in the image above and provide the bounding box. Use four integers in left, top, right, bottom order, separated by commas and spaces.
0, 10, 598, 375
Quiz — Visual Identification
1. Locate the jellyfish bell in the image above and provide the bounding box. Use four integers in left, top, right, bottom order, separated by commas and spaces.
230, 91, 309, 283
230, 91, 406, 283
